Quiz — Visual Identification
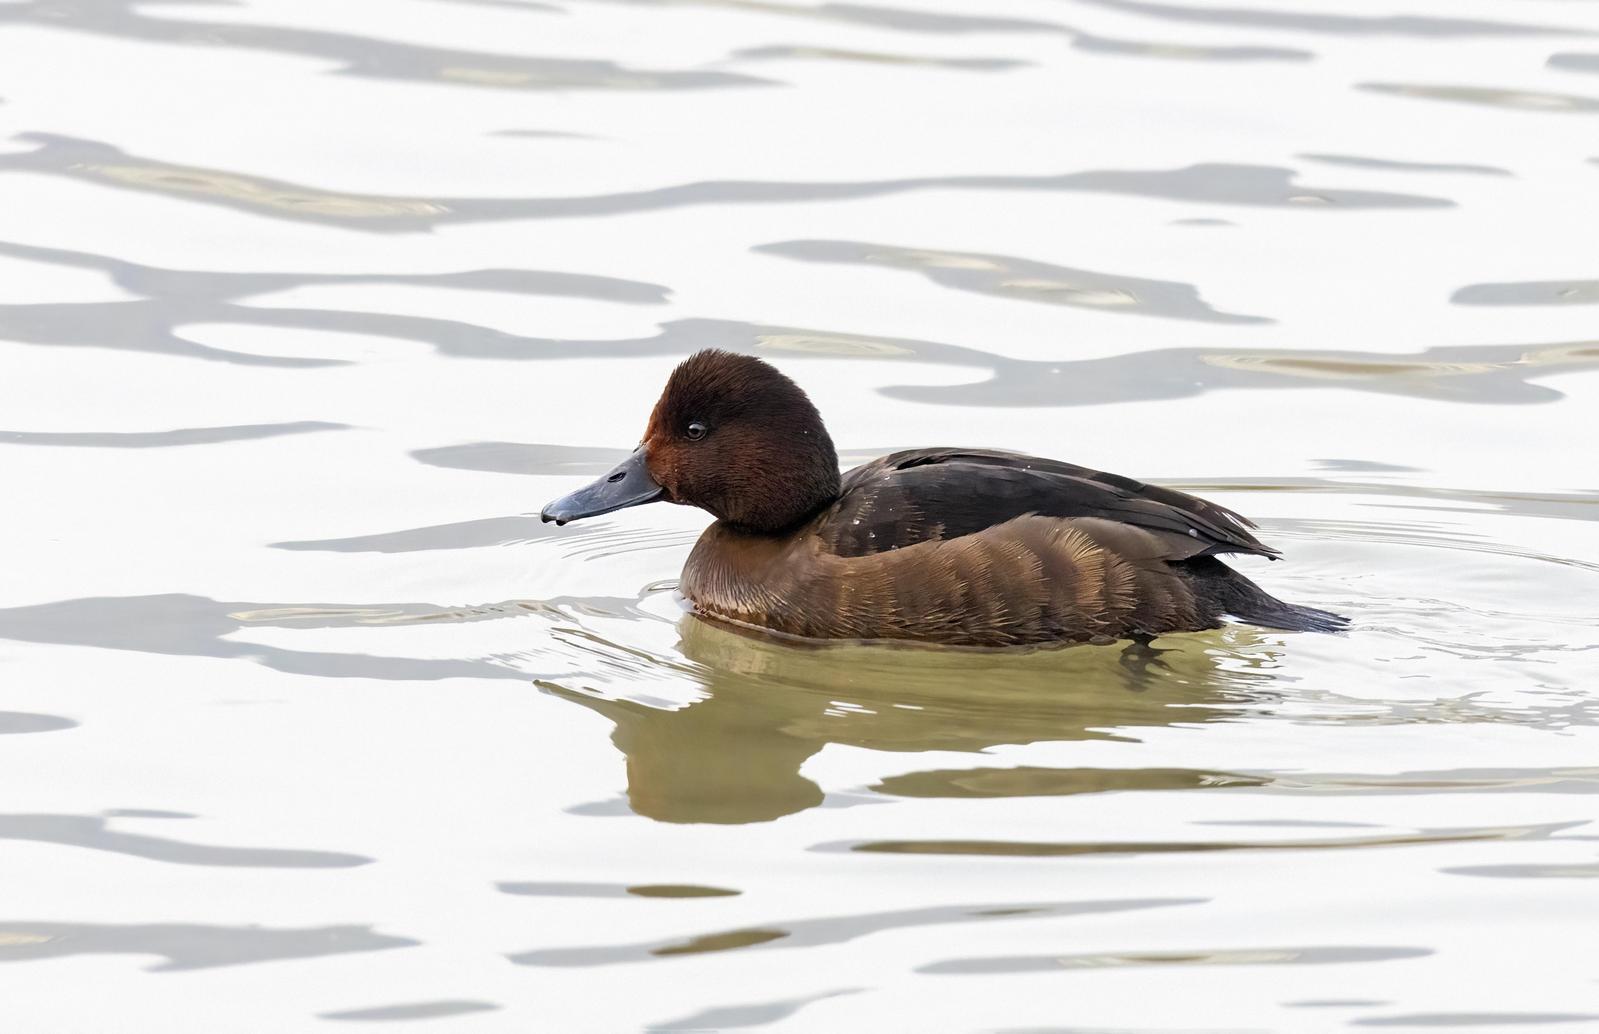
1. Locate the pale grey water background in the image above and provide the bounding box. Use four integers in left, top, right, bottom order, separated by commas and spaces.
2, 0, 1598, 1030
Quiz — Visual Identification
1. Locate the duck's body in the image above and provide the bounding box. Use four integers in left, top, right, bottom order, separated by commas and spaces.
682, 448, 1341, 646
542, 352, 1345, 646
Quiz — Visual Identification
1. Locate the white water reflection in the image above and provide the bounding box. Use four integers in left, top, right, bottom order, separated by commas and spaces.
2, 0, 1598, 1030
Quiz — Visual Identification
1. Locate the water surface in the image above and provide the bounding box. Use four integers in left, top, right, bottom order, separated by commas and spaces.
1, 0, 1596, 1029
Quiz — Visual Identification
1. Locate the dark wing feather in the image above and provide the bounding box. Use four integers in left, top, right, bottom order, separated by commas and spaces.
820, 448, 1279, 561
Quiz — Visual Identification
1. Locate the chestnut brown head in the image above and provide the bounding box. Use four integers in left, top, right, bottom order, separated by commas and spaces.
540, 350, 840, 533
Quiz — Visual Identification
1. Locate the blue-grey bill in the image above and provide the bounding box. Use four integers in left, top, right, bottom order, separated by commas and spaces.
540, 448, 664, 525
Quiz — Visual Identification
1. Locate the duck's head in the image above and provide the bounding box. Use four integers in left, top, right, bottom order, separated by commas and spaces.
540, 350, 841, 533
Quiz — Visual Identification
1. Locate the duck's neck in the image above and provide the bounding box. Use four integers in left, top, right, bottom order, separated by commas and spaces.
712, 428, 840, 534
722, 475, 840, 535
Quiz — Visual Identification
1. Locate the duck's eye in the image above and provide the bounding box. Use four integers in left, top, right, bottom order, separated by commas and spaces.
685, 422, 708, 442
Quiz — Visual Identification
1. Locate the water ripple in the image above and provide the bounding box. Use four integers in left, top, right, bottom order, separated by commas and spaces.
510, 897, 1201, 966
920, 944, 1432, 975
757, 240, 1272, 323
0, 421, 348, 448
0, 711, 77, 735
1360, 83, 1599, 113
0, 811, 371, 867
0, 921, 417, 972
0, 0, 768, 92
822, 821, 1577, 857
0, 137, 1451, 232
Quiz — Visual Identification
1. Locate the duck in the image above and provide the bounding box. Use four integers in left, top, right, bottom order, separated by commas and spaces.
540, 349, 1346, 647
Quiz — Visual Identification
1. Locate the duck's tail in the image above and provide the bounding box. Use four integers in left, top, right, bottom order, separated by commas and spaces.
1179, 557, 1349, 634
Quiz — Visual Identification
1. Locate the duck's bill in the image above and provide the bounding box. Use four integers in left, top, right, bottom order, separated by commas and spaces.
540, 448, 665, 526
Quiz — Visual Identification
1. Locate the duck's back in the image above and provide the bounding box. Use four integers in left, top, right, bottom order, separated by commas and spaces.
680, 448, 1344, 646
820, 448, 1278, 561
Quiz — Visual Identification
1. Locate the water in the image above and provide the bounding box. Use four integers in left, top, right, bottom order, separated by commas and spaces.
2, 0, 1598, 1029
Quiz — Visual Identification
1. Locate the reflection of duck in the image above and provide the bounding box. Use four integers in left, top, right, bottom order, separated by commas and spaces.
540, 616, 1279, 824
542, 350, 1345, 645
